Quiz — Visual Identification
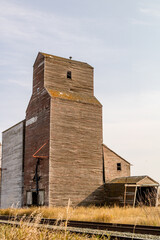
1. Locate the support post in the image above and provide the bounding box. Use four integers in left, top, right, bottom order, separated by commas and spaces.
156, 185, 159, 207
133, 186, 137, 208
102, 147, 105, 184
124, 184, 127, 207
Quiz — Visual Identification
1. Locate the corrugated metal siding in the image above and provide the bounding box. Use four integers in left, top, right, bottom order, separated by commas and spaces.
1, 121, 24, 208
0, 143, 2, 167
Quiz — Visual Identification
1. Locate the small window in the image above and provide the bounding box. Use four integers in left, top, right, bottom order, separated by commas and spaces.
117, 163, 121, 171
67, 71, 71, 79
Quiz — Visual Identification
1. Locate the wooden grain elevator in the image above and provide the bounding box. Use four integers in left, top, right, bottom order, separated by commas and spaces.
23, 52, 103, 207
1, 52, 159, 209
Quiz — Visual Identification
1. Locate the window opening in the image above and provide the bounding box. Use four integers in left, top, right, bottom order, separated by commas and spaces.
67, 71, 71, 79
117, 163, 121, 171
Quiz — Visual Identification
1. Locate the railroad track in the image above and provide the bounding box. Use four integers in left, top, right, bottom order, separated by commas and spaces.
0, 215, 160, 239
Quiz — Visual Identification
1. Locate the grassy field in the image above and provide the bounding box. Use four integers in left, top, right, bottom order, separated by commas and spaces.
0, 205, 160, 226
0, 224, 108, 240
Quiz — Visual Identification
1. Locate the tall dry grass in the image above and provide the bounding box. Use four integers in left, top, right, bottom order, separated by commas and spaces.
0, 205, 160, 226
0, 212, 109, 240
0, 224, 107, 240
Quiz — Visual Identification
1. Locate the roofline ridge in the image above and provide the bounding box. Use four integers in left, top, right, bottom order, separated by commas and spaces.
38, 52, 93, 68
103, 144, 131, 165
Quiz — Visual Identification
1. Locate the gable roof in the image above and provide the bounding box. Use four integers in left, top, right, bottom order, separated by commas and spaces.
103, 144, 131, 165
33, 52, 93, 69
109, 175, 159, 185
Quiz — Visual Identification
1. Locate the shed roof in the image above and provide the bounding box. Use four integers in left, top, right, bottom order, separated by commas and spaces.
46, 88, 101, 106
109, 176, 159, 185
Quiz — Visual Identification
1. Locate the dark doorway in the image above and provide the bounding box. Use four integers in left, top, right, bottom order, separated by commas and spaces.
135, 187, 157, 206
32, 192, 38, 206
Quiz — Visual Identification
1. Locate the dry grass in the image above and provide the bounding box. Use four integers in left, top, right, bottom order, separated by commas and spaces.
0, 205, 160, 226
0, 225, 108, 240
0, 213, 108, 240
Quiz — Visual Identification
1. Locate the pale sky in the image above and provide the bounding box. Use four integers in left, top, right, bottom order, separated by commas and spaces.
0, 0, 160, 182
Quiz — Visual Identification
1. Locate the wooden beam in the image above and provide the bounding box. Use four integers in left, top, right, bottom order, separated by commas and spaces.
125, 184, 159, 187
156, 186, 159, 207
133, 186, 137, 208
124, 184, 127, 207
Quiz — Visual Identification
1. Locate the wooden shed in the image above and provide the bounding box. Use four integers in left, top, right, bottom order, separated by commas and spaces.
105, 176, 159, 207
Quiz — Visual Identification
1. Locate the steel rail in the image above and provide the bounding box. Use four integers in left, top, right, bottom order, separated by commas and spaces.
0, 215, 160, 238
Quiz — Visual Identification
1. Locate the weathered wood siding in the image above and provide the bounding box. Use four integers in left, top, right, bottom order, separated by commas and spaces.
24, 52, 103, 207
0, 143, 1, 202
1, 121, 24, 208
125, 186, 136, 206
23, 55, 50, 206
49, 97, 103, 206
158, 187, 160, 206
138, 177, 157, 185
44, 55, 93, 96
105, 183, 125, 206
42, 53, 103, 206
103, 146, 130, 182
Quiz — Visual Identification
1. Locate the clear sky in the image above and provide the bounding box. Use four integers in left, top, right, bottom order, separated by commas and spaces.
0, 0, 160, 182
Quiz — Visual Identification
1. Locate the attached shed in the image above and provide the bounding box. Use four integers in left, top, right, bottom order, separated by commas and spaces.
1, 121, 25, 208
105, 176, 159, 207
